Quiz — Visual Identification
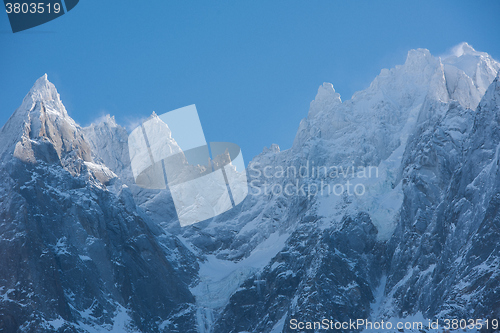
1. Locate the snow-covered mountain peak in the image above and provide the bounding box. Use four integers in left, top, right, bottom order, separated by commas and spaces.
21, 74, 68, 117
450, 42, 483, 58
294, 47, 443, 158
0, 75, 92, 172
308, 82, 342, 118
288, 45, 498, 245
261, 143, 280, 154
441, 42, 500, 109
295, 44, 499, 155
31, 73, 55, 94
30, 74, 57, 98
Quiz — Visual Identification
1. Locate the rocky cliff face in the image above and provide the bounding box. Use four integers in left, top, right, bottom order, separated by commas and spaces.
0, 43, 499, 333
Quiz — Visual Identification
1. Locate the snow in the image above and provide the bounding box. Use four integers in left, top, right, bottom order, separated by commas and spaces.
369, 275, 386, 319
315, 136, 406, 240
441, 42, 500, 109
308, 82, 342, 118
301, 43, 499, 241
191, 231, 289, 332
366, 281, 452, 333
54, 237, 70, 256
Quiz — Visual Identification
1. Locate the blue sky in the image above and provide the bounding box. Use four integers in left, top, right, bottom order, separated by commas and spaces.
1, 1, 499, 161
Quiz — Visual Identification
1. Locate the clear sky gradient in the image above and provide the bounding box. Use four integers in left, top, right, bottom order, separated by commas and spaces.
1, 1, 499, 161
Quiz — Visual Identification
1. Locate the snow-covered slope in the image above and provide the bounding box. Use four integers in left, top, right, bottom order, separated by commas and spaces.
442, 42, 500, 109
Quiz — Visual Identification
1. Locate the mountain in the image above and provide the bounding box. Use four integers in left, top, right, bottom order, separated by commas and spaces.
0, 42, 499, 333
0, 76, 198, 332
208, 43, 500, 333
